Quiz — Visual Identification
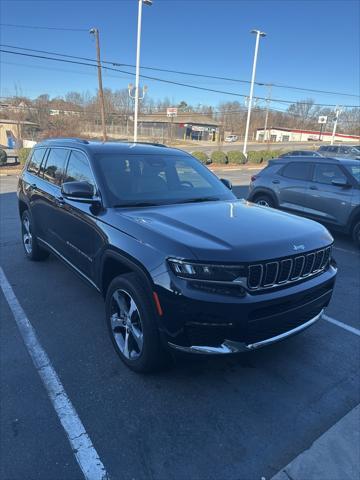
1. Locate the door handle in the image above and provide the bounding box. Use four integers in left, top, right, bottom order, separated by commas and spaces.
272, 179, 280, 184
310, 185, 318, 190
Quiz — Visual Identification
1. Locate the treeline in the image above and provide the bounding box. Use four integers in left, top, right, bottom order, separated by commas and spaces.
1, 89, 359, 139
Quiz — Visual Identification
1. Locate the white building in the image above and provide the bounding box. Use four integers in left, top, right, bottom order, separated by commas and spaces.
256, 127, 360, 143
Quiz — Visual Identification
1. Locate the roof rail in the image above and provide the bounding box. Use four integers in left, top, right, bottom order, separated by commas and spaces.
117, 140, 168, 148
42, 137, 89, 144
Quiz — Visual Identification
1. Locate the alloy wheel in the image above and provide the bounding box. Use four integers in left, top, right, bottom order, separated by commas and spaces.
22, 214, 33, 254
257, 199, 270, 207
110, 289, 144, 360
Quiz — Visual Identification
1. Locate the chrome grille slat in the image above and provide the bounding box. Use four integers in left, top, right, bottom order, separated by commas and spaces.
246, 246, 332, 291
262, 262, 279, 287
290, 256, 305, 280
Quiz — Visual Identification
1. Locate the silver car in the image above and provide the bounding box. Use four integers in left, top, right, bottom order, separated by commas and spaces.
318, 144, 360, 160
248, 157, 360, 246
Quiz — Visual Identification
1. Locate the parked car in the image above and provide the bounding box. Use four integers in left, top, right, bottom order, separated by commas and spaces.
248, 157, 360, 246
318, 144, 360, 160
279, 150, 322, 158
18, 139, 337, 372
225, 134, 239, 142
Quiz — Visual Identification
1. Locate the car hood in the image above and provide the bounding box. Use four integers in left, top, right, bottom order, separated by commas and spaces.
114, 199, 333, 262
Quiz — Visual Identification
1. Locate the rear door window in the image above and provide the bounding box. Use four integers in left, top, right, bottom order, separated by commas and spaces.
281, 162, 312, 181
42, 148, 69, 186
27, 148, 47, 175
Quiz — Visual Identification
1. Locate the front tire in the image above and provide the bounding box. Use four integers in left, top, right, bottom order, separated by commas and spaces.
21, 210, 49, 261
352, 220, 360, 248
254, 194, 275, 208
105, 273, 165, 372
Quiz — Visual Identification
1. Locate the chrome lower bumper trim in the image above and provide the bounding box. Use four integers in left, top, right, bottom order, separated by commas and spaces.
168, 310, 324, 355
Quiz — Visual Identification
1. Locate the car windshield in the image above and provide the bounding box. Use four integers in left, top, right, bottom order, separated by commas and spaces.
94, 153, 236, 207
345, 165, 360, 183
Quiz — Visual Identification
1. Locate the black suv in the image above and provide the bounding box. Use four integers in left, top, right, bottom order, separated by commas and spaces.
18, 139, 337, 372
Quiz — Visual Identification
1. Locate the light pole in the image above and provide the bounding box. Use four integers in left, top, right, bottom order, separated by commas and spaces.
134, 0, 152, 142
243, 29, 266, 158
331, 107, 341, 145
90, 28, 107, 142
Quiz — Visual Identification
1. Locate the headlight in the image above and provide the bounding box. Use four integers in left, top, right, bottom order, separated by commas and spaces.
168, 258, 247, 282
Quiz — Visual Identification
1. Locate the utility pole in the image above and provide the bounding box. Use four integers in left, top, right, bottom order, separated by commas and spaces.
90, 28, 106, 141
263, 83, 272, 146
243, 29, 266, 158
331, 107, 341, 145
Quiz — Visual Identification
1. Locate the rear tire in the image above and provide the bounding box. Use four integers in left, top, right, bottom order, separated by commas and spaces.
21, 210, 49, 261
352, 220, 360, 248
105, 273, 166, 373
254, 194, 275, 208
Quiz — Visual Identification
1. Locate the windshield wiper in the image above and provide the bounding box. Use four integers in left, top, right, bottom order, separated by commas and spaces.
178, 196, 220, 204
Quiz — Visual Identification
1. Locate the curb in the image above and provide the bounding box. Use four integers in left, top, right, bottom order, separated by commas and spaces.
270, 404, 360, 480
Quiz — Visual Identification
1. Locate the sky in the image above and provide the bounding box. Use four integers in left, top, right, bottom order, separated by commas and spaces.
0, 0, 359, 112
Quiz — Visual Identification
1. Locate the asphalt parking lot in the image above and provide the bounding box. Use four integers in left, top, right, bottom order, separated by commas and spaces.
1, 171, 359, 480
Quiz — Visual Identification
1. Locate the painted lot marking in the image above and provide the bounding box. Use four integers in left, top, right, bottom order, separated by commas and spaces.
323, 314, 360, 337
0, 267, 109, 480
333, 246, 359, 256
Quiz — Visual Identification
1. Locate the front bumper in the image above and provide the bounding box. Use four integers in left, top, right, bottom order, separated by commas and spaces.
155, 264, 336, 353
169, 309, 323, 354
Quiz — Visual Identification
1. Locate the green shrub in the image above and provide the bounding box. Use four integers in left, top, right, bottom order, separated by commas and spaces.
227, 150, 246, 164
247, 150, 278, 163
191, 151, 210, 164
0, 148, 7, 165
211, 150, 228, 164
18, 148, 32, 165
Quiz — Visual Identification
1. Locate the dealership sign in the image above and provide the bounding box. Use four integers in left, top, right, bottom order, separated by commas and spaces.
167, 107, 178, 117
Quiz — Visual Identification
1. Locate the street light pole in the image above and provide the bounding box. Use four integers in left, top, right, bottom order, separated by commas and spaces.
331, 107, 341, 145
90, 28, 106, 142
134, 0, 152, 143
243, 29, 266, 158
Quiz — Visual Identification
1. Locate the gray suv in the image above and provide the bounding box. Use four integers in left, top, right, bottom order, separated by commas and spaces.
248, 157, 360, 246
318, 144, 360, 160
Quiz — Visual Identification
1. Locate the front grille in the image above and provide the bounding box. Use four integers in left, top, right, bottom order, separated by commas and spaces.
247, 246, 332, 291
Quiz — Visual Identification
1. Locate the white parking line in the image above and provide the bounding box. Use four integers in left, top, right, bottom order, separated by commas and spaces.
333, 246, 359, 256
0, 267, 109, 480
323, 314, 360, 337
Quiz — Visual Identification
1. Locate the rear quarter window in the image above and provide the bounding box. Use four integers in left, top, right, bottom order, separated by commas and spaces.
281, 162, 312, 180
27, 148, 47, 175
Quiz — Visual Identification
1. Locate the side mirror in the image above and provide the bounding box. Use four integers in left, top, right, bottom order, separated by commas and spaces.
331, 179, 351, 188
220, 178, 233, 190
62, 181, 95, 200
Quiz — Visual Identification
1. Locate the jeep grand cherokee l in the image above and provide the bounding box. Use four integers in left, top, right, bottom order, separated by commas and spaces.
18, 139, 337, 372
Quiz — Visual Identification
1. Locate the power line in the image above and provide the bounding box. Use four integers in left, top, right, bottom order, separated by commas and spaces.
1, 48, 360, 108
0, 23, 88, 32
2, 43, 359, 99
